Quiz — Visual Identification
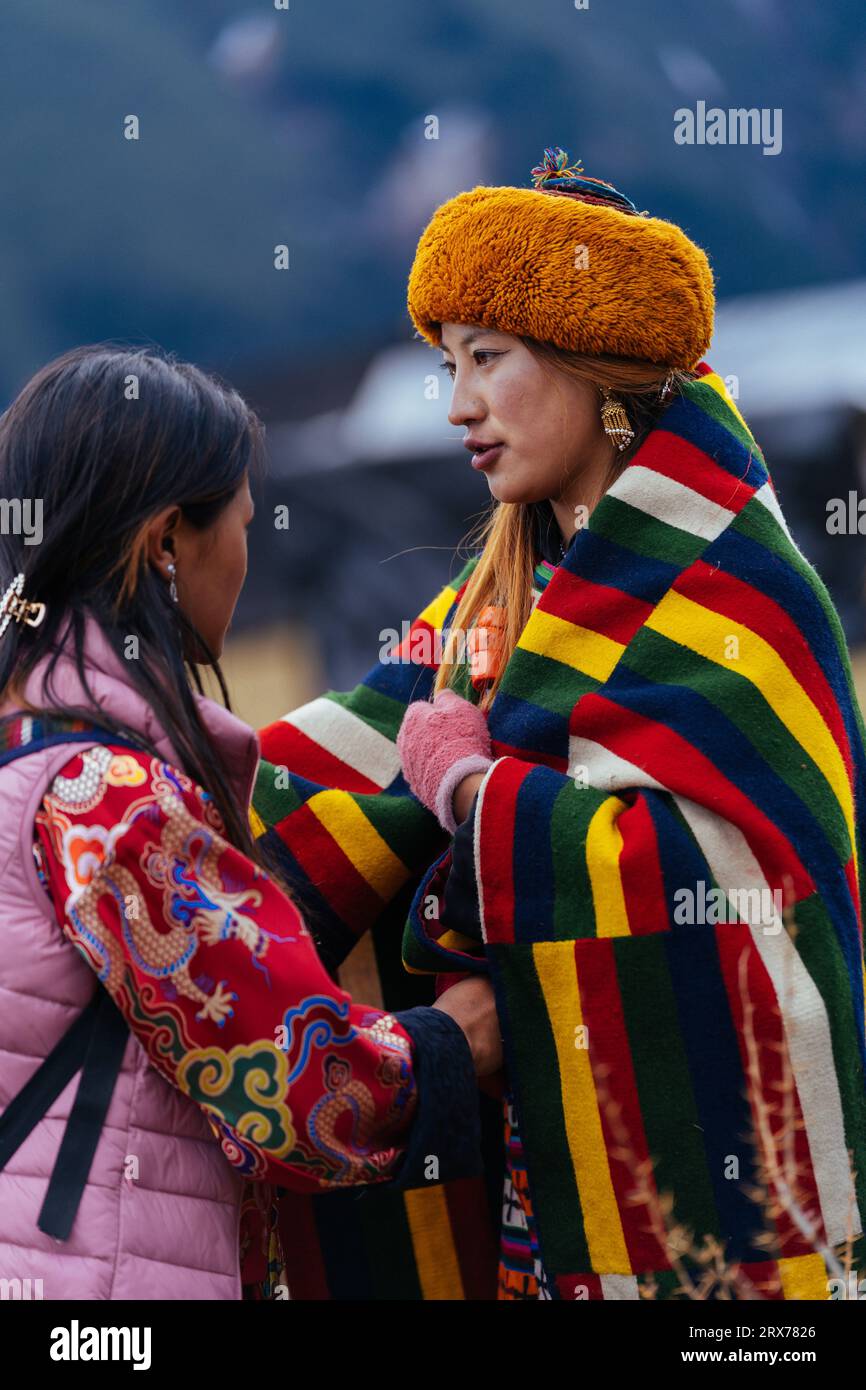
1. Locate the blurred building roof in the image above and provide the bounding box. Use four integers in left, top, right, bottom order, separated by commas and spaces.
709, 278, 866, 419
268, 342, 454, 475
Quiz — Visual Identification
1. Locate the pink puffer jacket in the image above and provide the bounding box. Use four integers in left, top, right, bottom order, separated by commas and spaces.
0, 621, 257, 1299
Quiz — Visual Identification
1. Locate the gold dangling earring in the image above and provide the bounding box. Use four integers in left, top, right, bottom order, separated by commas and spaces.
600, 388, 635, 452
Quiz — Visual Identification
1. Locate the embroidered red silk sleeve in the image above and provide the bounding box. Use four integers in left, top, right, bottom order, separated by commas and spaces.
33, 744, 418, 1193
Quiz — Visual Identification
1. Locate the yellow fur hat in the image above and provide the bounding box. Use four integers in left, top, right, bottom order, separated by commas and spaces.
407, 147, 715, 370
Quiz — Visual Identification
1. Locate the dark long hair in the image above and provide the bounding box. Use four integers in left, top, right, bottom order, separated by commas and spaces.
0, 343, 270, 868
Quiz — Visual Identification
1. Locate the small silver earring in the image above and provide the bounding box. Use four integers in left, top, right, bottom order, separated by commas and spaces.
658, 372, 675, 403
167, 561, 178, 604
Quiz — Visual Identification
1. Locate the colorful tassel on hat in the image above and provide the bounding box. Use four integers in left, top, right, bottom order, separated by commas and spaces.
530, 145, 646, 216
530, 146, 586, 185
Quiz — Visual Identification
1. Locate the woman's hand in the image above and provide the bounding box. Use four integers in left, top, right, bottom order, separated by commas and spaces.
433, 975, 502, 1078
452, 770, 486, 825
396, 689, 493, 833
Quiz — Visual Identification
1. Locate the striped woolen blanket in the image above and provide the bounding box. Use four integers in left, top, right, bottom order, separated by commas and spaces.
254, 363, 866, 1301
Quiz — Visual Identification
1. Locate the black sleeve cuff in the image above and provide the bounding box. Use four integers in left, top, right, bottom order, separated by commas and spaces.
441, 792, 482, 939
388, 1004, 483, 1189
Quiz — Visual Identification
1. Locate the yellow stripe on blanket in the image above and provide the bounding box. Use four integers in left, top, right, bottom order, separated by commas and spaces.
777, 1252, 831, 1301
519, 608, 624, 684
416, 584, 460, 634
404, 1187, 465, 1299
532, 940, 631, 1274
586, 797, 631, 937
438, 928, 484, 954
648, 589, 857, 863
307, 789, 409, 899
700, 370, 753, 438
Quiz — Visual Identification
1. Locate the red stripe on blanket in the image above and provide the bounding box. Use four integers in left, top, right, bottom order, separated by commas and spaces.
477, 758, 524, 943
845, 856, 861, 923
445, 1177, 500, 1300
394, 617, 442, 669
738, 1259, 786, 1299
616, 794, 671, 935
576, 693, 815, 899
259, 719, 384, 794
490, 738, 568, 773
275, 800, 385, 929
634, 429, 758, 514
277, 1192, 331, 1299
538, 564, 653, 648
576, 937, 670, 1271
555, 1271, 605, 1299
714, 922, 827, 1261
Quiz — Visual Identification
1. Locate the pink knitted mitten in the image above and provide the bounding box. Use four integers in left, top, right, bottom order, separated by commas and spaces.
396, 689, 493, 833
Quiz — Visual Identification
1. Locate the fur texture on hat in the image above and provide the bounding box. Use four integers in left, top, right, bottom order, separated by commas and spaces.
407, 167, 715, 370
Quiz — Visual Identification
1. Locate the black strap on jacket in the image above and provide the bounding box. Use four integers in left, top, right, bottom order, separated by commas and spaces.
0, 988, 130, 1239
0, 718, 143, 1240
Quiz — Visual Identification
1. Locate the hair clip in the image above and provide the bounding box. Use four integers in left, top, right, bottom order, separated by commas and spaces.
468, 604, 507, 689
0, 573, 47, 640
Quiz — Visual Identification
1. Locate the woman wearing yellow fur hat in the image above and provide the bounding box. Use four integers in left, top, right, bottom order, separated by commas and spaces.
256, 147, 866, 1301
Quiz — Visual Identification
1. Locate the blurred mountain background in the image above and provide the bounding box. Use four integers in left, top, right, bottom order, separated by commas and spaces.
1, 0, 864, 403
1, 0, 865, 724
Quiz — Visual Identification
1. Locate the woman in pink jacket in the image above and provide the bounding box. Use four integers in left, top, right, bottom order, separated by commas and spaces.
0, 344, 499, 1300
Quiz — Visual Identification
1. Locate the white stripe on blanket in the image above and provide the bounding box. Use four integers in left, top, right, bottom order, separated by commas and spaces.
674, 794, 861, 1248
278, 696, 402, 789
754, 480, 794, 541
568, 733, 860, 1247
611, 464, 737, 541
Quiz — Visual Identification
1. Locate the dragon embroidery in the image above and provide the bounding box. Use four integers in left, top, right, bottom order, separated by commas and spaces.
45, 752, 297, 1026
